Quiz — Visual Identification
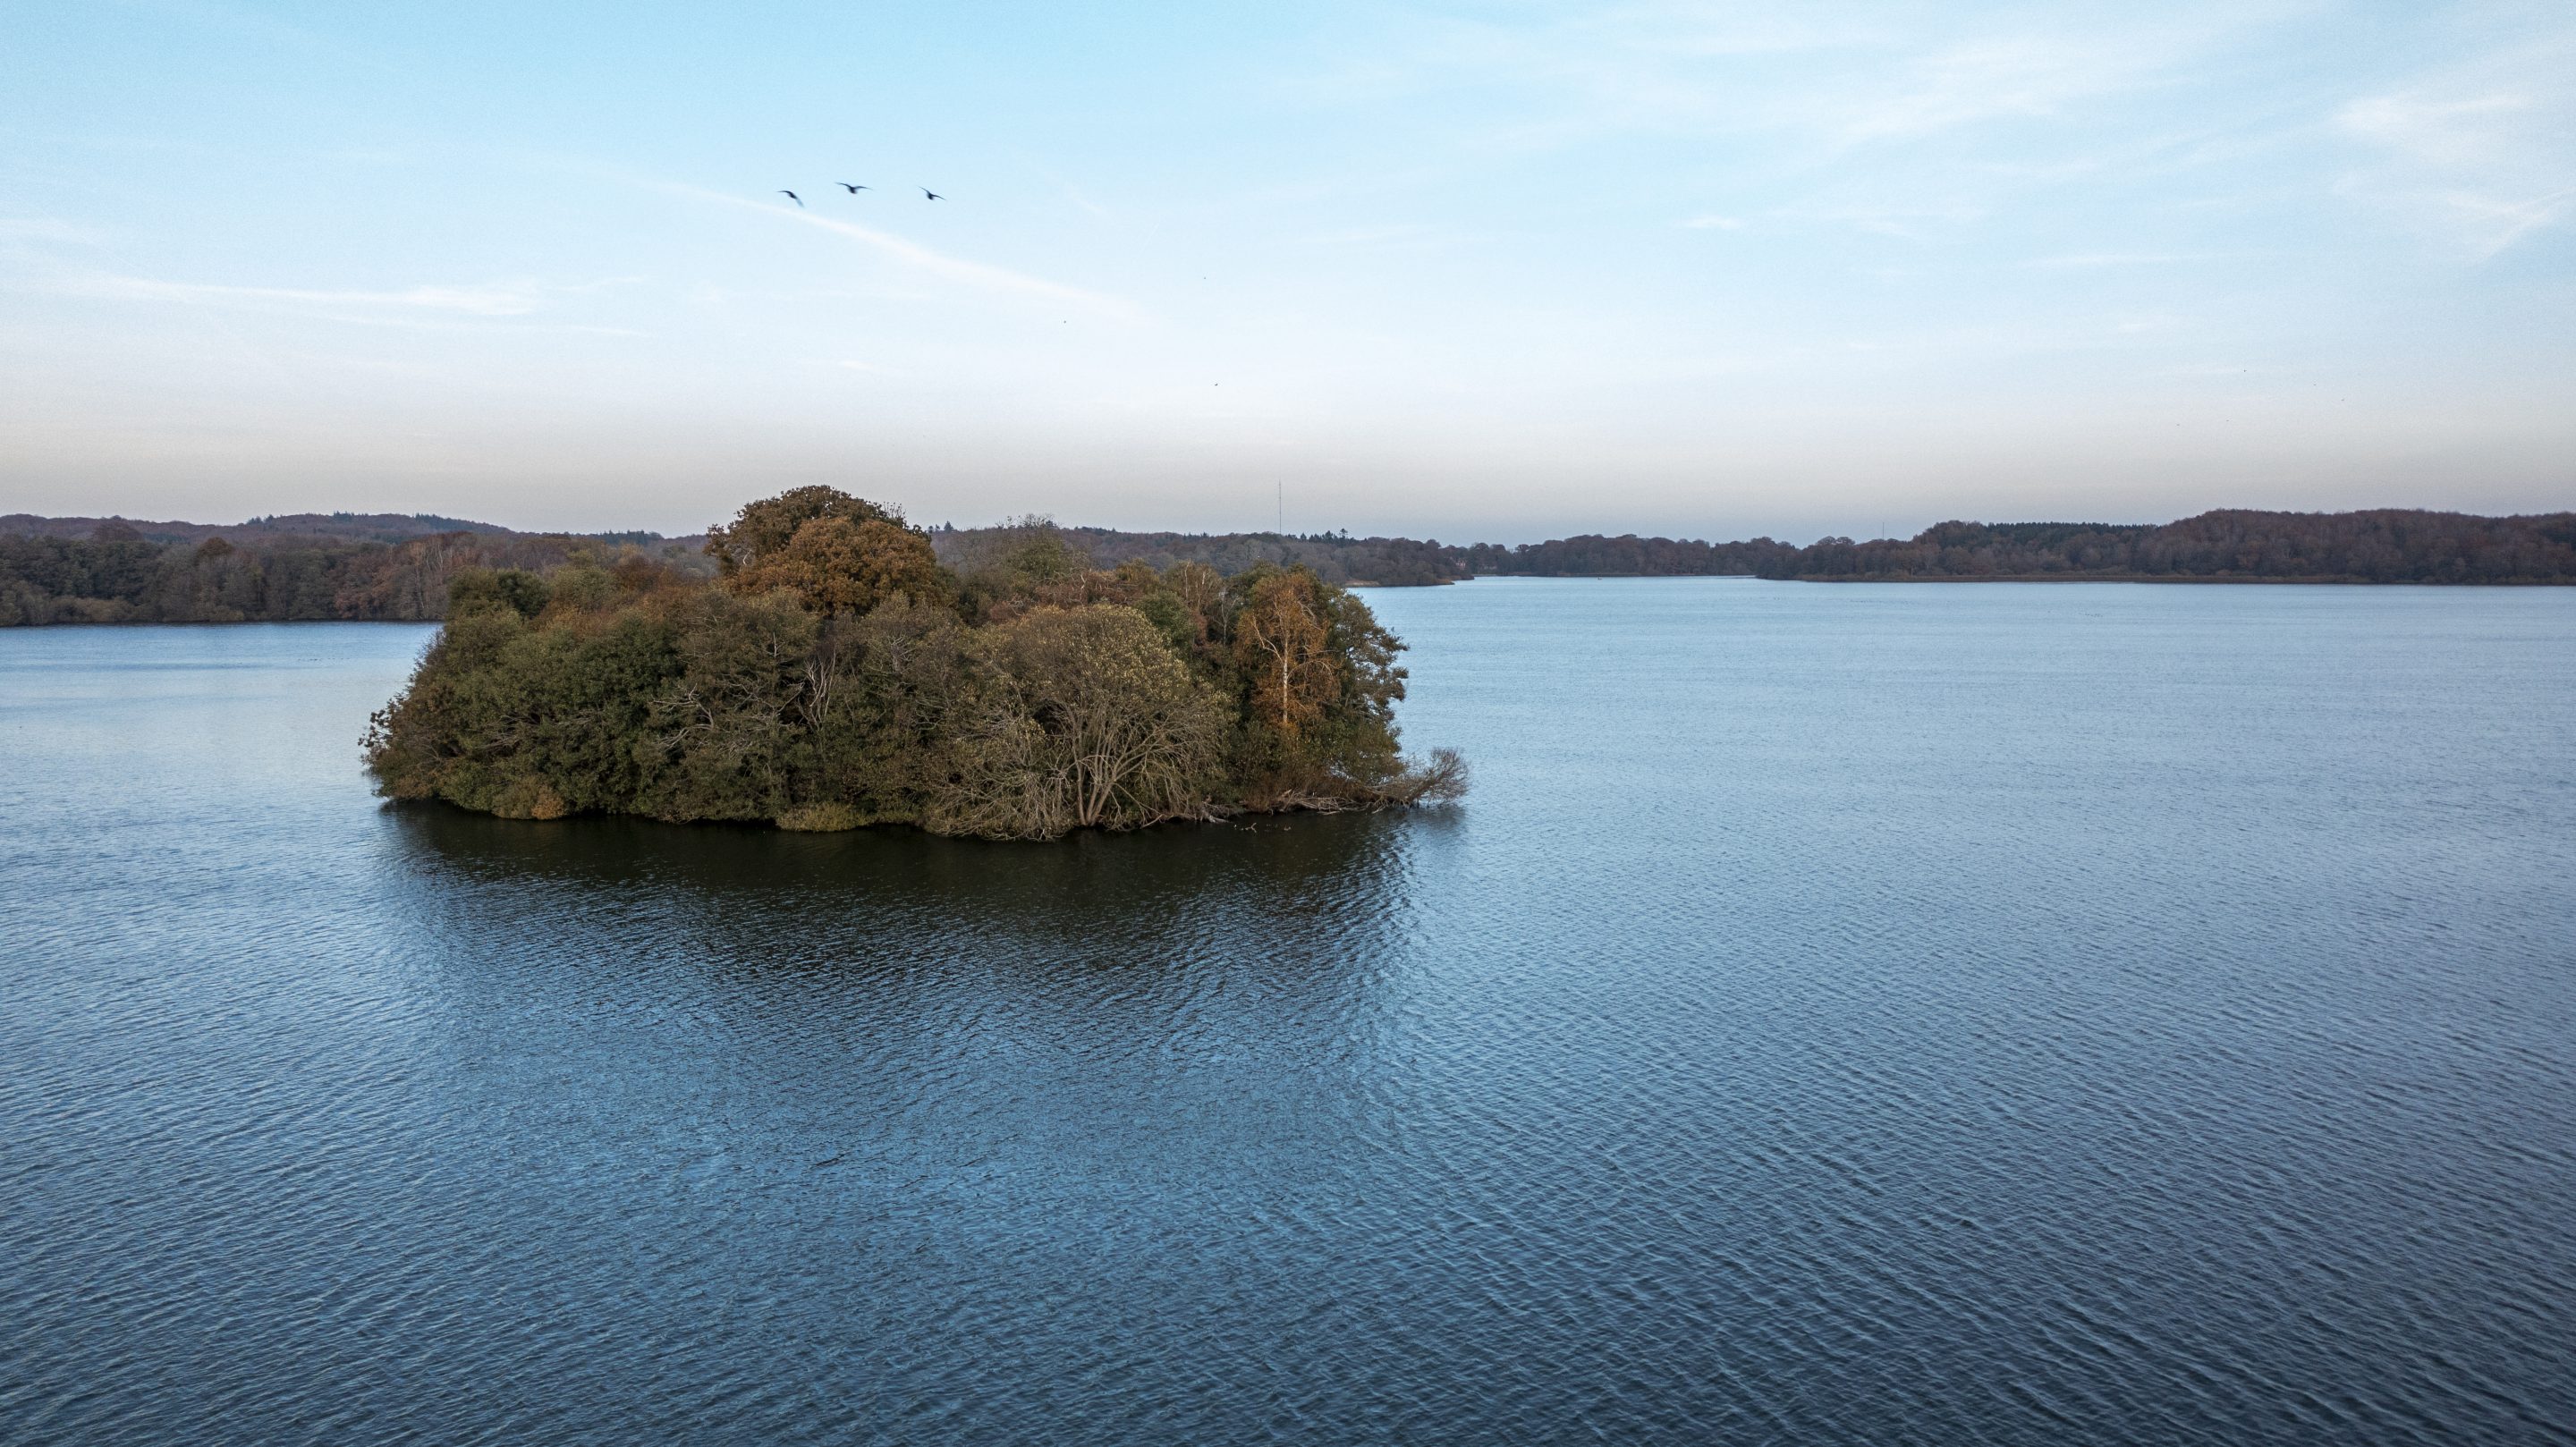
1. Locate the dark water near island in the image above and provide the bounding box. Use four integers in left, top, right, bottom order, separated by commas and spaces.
4, 580, 2574, 1445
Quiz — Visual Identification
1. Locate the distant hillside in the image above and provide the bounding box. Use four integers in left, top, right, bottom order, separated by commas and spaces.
933, 523, 1470, 587
0, 514, 709, 627
1761, 510, 2576, 584
8, 504, 2570, 625
1455, 532, 1798, 578
1439, 510, 2576, 584
0, 512, 521, 546
960, 508, 2576, 586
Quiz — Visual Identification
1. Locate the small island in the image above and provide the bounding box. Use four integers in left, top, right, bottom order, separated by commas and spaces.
362, 487, 1466, 839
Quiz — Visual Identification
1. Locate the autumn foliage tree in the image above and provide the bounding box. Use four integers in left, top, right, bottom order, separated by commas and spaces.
726, 515, 946, 616
935, 605, 1230, 838
1233, 570, 1341, 737
703, 487, 902, 574
363, 489, 1463, 838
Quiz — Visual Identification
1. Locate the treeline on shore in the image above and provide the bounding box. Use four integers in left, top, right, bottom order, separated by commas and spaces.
962, 524, 1470, 588
1023, 508, 2576, 584
1459, 533, 1801, 578
7, 506, 2572, 625
1763, 511, 2576, 584
364, 487, 1465, 840
1020, 527, 1801, 583
0, 514, 708, 627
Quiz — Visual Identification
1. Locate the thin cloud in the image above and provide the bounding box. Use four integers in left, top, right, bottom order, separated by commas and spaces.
2335, 28, 2576, 258
1822, 34, 2170, 144
1287, 9, 1883, 114
298, 314, 646, 337
1029, 164, 1112, 220
666, 182, 1139, 320
0, 217, 108, 247
2341, 91, 2538, 169
1679, 216, 1746, 230
1781, 197, 1987, 241
99, 0, 392, 72
64, 274, 547, 315
2029, 252, 2206, 268
1294, 2, 2308, 149
1286, 222, 1450, 251
2160, 361, 2273, 377
2440, 185, 2576, 256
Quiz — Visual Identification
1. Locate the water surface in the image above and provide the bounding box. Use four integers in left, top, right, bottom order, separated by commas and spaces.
4, 582, 2572, 1444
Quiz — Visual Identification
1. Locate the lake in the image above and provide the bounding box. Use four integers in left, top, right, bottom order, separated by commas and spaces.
4, 580, 2572, 1445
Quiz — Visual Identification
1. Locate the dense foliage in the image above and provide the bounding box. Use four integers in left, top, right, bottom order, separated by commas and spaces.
1758, 511, 2576, 583
1457, 533, 1800, 577
363, 488, 1466, 840
0, 523, 703, 626
13, 506, 2568, 628
950, 508, 2576, 584
936, 522, 1470, 587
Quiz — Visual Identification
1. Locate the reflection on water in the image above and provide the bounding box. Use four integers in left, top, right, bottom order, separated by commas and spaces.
383, 806, 1439, 1191
4, 595, 2575, 1446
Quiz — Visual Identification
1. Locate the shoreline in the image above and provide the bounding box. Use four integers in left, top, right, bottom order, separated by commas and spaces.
12, 571, 2575, 628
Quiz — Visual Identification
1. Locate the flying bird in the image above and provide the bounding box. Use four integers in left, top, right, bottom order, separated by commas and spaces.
837, 182, 869, 193
779, 190, 804, 207
920, 188, 945, 200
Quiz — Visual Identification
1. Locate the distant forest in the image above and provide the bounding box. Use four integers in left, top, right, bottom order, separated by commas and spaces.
5, 505, 2572, 624
0, 513, 711, 627
982, 525, 1470, 588
1764, 511, 2576, 584
929, 508, 2576, 586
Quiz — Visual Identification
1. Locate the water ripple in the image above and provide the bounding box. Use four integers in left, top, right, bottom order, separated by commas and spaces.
3, 592, 2574, 1445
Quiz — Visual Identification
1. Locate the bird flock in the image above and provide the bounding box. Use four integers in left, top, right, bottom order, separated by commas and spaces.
778, 183, 942, 207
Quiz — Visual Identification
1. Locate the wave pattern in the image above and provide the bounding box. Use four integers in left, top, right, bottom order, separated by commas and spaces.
3, 589, 2573, 1445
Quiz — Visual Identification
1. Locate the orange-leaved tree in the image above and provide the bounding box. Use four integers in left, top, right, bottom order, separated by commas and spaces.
704, 486, 904, 577
705, 487, 947, 616
730, 515, 945, 615
1231, 570, 1342, 737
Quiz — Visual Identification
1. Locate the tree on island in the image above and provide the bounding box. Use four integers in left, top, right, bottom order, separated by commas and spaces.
362, 487, 1467, 839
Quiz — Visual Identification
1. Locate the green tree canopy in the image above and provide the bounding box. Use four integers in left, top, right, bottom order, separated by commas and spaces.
727, 514, 947, 616
702, 486, 908, 578
368, 487, 1464, 839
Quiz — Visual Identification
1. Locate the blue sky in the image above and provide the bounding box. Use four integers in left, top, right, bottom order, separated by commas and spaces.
3, 1, 2569, 541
